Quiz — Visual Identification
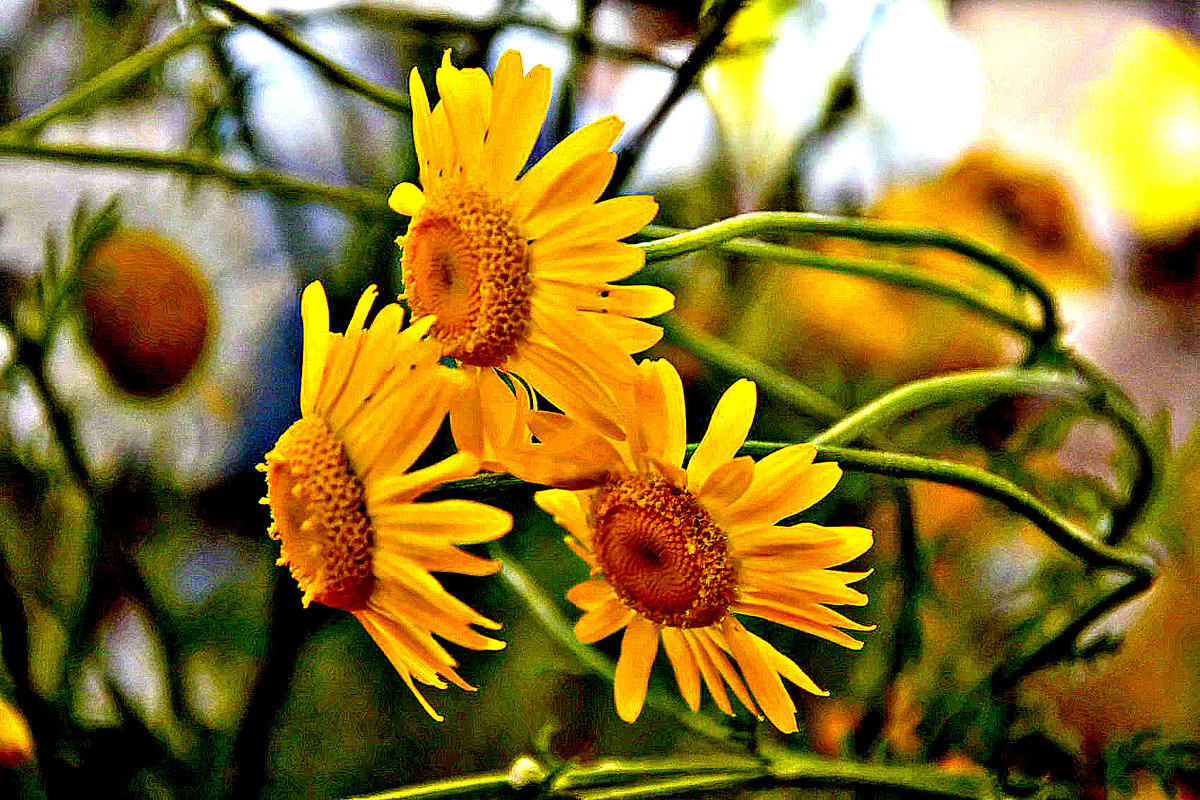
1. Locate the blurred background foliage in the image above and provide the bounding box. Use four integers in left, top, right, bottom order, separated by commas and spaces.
0, 0, 1197, 798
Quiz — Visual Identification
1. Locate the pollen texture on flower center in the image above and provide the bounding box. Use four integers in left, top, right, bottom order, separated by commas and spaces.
401, 179, 531, 367
262, 417, 374, 611
590, 476, 736, 628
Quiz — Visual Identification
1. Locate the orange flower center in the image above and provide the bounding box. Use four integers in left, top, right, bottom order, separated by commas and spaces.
589, 476, 736, 628
261, 417, 374, 611
401, 179, 532, 367
79, 228, 211, 399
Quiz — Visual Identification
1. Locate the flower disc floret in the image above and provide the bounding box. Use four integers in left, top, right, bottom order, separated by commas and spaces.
264, 416, 374, 611
403, 179, 532, 366
591, 475, 735, 628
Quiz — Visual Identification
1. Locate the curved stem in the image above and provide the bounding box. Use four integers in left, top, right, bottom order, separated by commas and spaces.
0, 140, 389, 216
638, 212, 1059, 348
810, 369, 1085, 447
644, 226, 1040, 340
811, 367, 1157, 538
201, 0, 411, 114
0, 19, 224, 139
741, 441, 1154, 580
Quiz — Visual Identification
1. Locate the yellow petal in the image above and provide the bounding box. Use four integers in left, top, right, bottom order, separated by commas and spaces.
725, 617, 797, 734
535, 194, 659, 244
299, 281, 330, 416
367, 451, 481, 507
483, 52, 552, 190
583, 313, 665, 354
534, 489, 591, 541
513, 115, 624, 222
696, 456, 755, 510
538, 281, 675, 319
521, 152, 618, 239
529, 239, 646, 283
660, 626, 702, 712
565, 578, 618, 611
372, 499, 513, 544
614, 615, 659, 722
389, 182, 425, 217
723, 457, 843, 529
686, 379, 757, 489
408, 66, 438, 187
575, 597, 635, 644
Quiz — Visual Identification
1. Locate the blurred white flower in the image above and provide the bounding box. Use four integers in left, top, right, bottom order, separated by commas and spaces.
0, 99, 295, 488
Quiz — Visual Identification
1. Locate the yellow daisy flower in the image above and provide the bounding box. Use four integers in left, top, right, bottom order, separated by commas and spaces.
259, 281, 512, 720
388, 49, 674, 446
528, 360, 874, 733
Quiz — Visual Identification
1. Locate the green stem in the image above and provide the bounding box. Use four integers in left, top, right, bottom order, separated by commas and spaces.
0, 140, 389, 216
810, 367, 1157, 538
201, 0, 411, 114
810, 369, 1084, 447
0, 20, 224, 139
488, 544, 736, 744
340, 755, 994, 800
660, 316, 845, 423
645, 226, 1040, 341
1066, 353, 1158, 545
766, 752, 993, 799
341, 770, 512, 800
745, 442, 1153, 579
638, 212, 1059, 348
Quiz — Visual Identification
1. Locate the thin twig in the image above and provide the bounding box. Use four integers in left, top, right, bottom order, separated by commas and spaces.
0, 140, 389, 216
0, 19, 224, 139
201, 0, 411, 114
611, 0, 745, 190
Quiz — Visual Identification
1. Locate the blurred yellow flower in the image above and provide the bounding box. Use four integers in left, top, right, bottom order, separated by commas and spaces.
260, 282, 512, 720
390, 49, 673, 448
0, 695, 33, 768
1078, 23, 1200, 238
872, 147, 1107, 290
527, 359, 873, 733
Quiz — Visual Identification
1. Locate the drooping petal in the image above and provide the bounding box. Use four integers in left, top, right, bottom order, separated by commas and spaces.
613, 615, 659, 722
660, 627, 702, 712
724, 617, 797, 733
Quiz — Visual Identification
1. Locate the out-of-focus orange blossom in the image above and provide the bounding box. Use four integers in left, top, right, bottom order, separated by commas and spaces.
765, 145, 1106, 386
78, 228, 213, 400
1077, 23, 1200, 240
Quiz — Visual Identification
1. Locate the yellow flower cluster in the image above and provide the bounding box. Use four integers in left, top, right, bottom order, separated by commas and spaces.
259, 49, 873, 731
